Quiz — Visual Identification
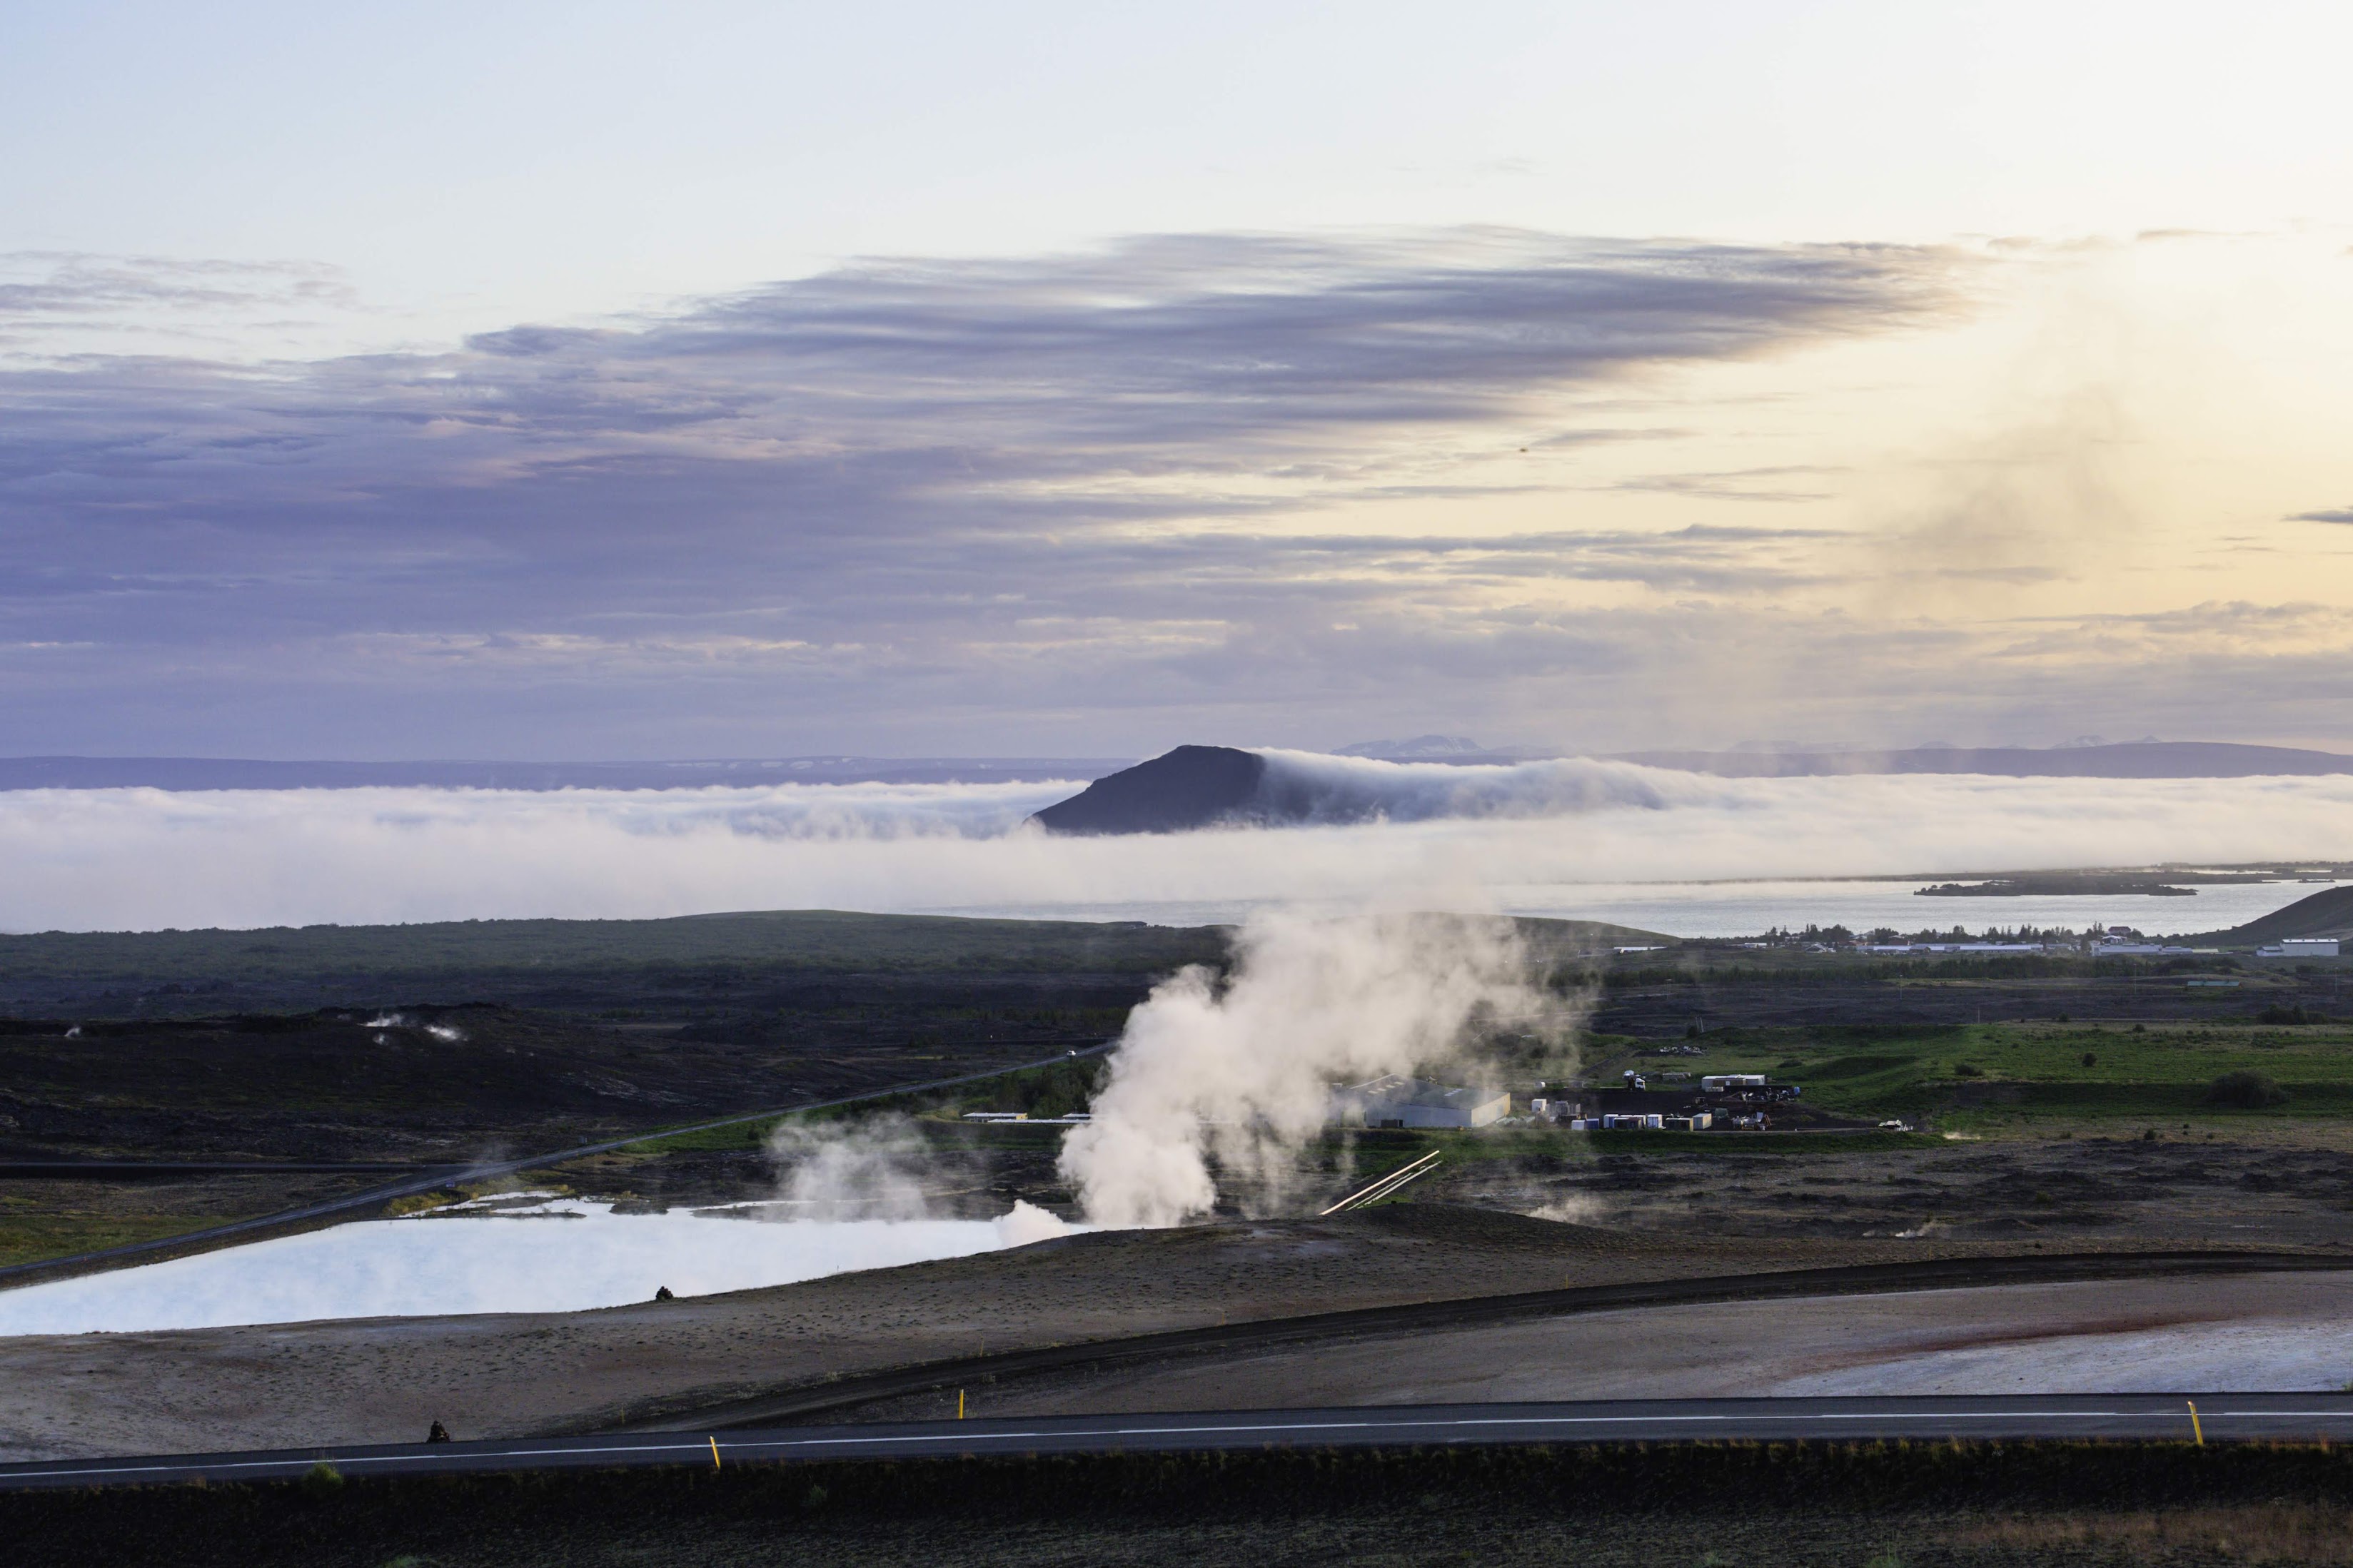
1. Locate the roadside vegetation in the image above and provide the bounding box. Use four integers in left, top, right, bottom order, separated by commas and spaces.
20, 1440, 2353, 1567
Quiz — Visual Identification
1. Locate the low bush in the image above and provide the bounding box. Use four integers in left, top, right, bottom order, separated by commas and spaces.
2205, 1070, 2289, 1108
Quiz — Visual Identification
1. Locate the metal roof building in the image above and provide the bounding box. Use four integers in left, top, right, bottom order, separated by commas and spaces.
1329, 1074, 1510, 1130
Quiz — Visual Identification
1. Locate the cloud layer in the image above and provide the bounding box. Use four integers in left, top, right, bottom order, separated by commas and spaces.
0, 232, 1957, 756
4, 765, 2348, 934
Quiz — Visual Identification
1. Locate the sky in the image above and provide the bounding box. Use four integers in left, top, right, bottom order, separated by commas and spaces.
6, 0, 2353, 762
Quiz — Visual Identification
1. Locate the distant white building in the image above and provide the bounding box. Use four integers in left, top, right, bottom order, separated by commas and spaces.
1329, 1074, 1511, 1130
1861, 942, 2057, 955
2258, 937, 2342, 958
1700, 1074, 1768, 1093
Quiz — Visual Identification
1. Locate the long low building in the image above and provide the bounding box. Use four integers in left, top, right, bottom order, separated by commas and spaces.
1329, 1074, 1511, 1130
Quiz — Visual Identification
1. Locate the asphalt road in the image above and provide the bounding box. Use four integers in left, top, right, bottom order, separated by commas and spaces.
0, 1042, 1109, 1290
0, 1163, 433, 1179
6, 1396, 2349, 1490
620, 1249, 2353, 1429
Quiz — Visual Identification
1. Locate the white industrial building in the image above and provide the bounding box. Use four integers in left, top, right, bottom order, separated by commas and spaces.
1329, 1074, 1511, 1130
2258, 937, 2342, 958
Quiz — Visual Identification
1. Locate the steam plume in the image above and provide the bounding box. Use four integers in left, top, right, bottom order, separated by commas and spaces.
1057, 910, 1563, 1228
765, 1113, 1074, 1243
765, 1114, 939, 1221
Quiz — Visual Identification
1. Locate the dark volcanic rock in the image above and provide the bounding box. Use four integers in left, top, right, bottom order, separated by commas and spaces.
1032, 746, 1268, 835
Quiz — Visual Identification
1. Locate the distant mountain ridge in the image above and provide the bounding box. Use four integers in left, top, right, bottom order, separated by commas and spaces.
1031, 740, 2353, 837
9, 738, 2343, 798
1334, 734, 1516, 762
0, 756, 1134, 792
1608, 742, 2353, 779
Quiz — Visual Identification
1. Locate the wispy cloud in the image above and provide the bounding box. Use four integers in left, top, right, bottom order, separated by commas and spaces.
0, 231, 1960, 753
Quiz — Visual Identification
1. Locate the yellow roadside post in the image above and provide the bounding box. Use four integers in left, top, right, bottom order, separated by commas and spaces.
2187, 1401, 2205, 1446
710, 1436, 722, 1470
959, 1389, 967, 1420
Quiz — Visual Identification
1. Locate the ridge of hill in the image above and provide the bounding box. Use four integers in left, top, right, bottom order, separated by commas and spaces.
2189, 885, 2353, 946
0, 756, 1131, 791
1611, 741, 2353, 779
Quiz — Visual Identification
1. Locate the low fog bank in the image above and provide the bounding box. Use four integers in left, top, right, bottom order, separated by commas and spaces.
4, 768, 2352, 931
1251, 749, 1689, 824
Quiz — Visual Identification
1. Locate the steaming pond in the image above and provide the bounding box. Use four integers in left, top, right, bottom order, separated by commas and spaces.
0, 1197, 1077, 1337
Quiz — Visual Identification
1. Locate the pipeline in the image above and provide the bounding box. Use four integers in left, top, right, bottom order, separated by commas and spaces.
1318, 1149, 1442, 1215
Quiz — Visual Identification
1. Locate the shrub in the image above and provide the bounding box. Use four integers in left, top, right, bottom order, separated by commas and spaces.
2204, 1070, 2289, 1109
1952, 1063, 1982, 1078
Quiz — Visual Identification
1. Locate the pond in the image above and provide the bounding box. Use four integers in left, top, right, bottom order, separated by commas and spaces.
0, 1197, 1077, 1337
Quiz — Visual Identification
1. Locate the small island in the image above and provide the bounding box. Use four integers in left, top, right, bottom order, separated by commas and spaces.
1918, 876, 2197, 897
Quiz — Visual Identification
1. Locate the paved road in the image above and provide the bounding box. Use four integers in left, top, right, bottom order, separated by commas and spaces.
620, 1249, 2353, 1429
0, 1042, 1109, 1290
4, 1396, 2347, 1490
0, 1162, 433, 1179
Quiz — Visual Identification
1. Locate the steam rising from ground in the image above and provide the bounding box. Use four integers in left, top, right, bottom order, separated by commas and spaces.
4, 761, 2353, 930
765, 1113, 1072, 1244
766, 1115, 939, 1222
1057, 911, 1563, 1228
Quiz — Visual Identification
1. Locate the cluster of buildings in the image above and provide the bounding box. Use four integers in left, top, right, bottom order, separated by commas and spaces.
1845, 927, 2347, 960
1322, 1071, 1804, 1135
1530, 1072, 1800, 1133
1328, 1076, 1512, 1131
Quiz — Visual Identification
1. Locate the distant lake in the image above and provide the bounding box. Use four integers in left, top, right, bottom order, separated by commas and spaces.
922, 878, 2344, 940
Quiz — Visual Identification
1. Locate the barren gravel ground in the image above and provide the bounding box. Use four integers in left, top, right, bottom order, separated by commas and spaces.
1436, 1128, 2353, 1247
855, 1269, 2353, 1422
0, 1206, 2210, 1462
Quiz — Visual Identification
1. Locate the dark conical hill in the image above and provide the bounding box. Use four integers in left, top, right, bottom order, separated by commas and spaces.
1031, 746, 1269, 835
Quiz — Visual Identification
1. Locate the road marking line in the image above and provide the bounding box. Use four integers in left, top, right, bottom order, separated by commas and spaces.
14, 1405, 2353, 1484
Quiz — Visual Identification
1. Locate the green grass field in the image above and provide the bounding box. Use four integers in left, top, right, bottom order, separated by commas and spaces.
1617, 1020, 2353, 1129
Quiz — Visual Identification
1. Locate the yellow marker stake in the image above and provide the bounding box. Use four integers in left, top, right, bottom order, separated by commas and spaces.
958, 1388, 966, 1420
710, 1436, 722, 1470
2187, 1401, 2205, 1446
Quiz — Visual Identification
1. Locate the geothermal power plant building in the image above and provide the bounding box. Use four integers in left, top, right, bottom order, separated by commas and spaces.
1329, 1075, 1511, 1130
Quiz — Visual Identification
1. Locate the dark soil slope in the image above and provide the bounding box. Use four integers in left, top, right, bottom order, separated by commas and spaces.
1032, 746, 1268, 834
2194, 884, 2353, 946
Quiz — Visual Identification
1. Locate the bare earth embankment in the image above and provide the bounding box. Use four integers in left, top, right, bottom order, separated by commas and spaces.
4, 1205, 2342, 1462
